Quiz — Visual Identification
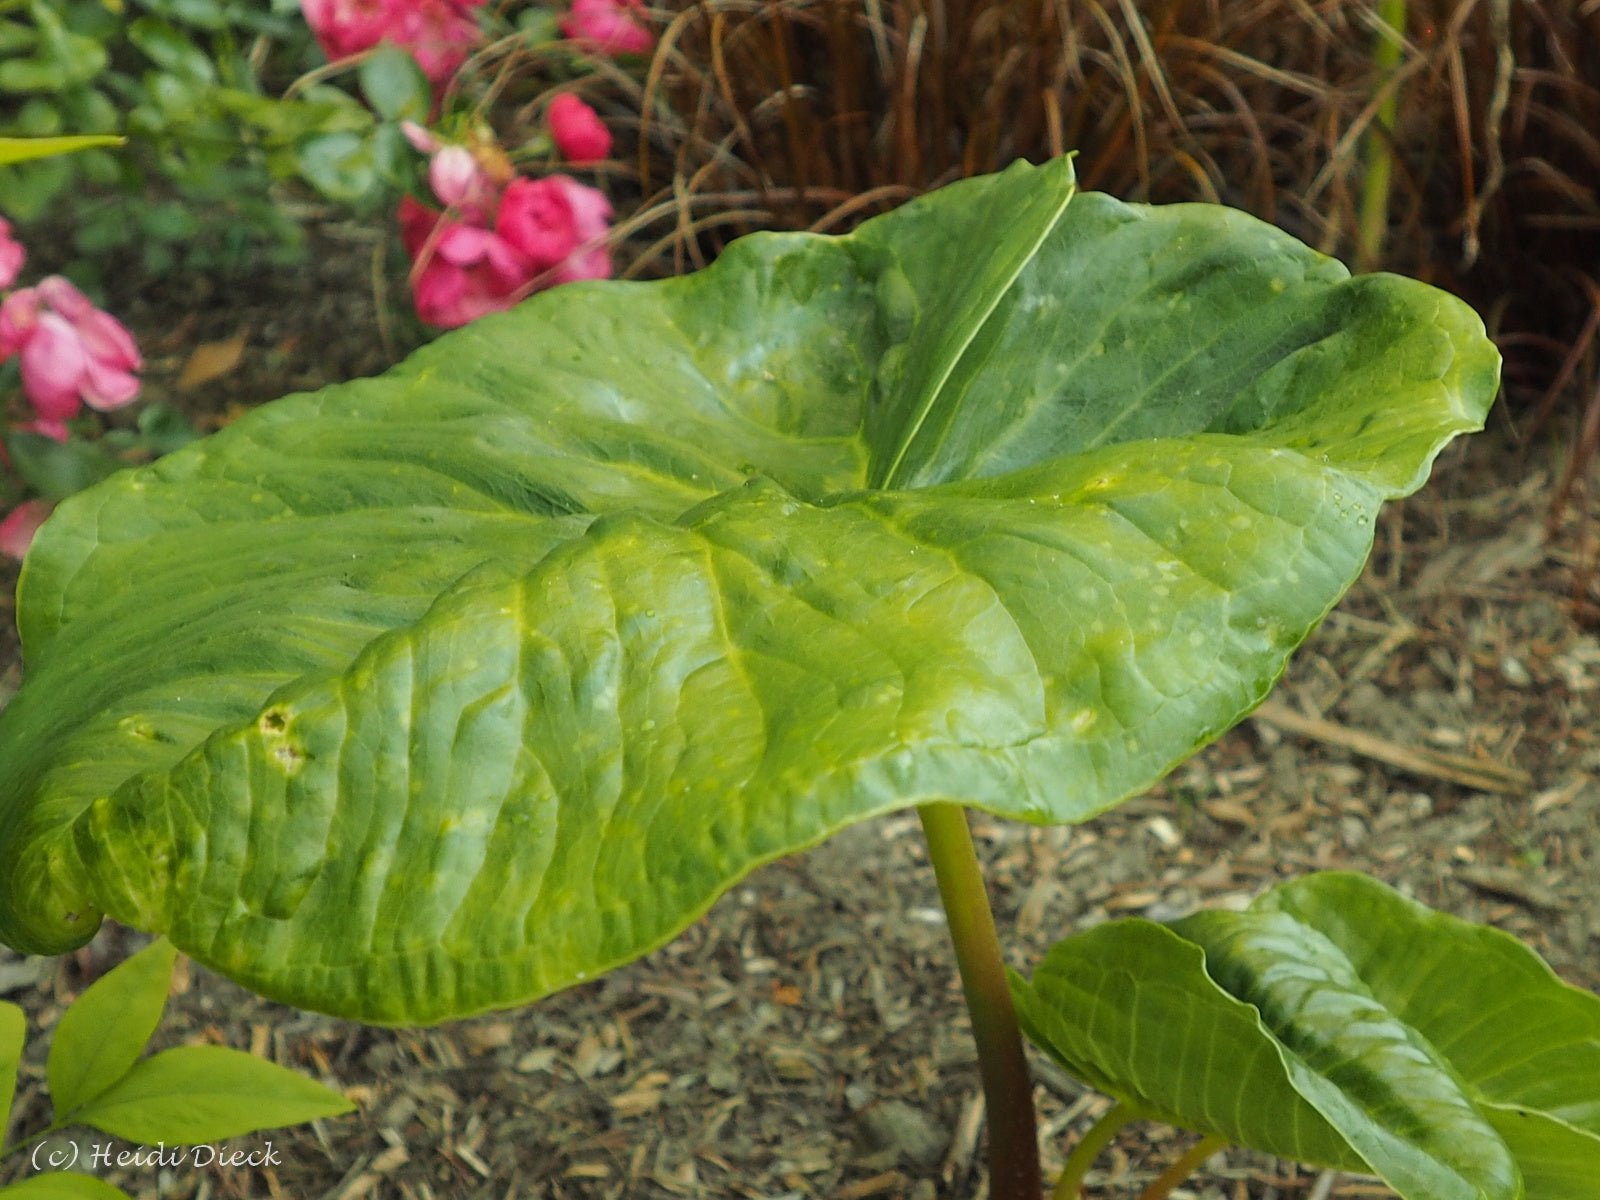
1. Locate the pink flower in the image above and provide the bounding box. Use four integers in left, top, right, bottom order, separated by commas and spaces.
0, 276, 141, 422
0, 499, 51, 561
560, 0, 653, 56
300, 0, 487, 86
428, 145, 498, 222
300, 0, 389, 61
399, 196, 535, 328
392, 0, 488, 84
548, 95, 613, 164
0, 217, 24, 290
496, 175, 613, 286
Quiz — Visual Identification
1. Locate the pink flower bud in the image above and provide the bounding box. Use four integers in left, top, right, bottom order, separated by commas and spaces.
428, 145, 497, 221
548, 95, 613, 164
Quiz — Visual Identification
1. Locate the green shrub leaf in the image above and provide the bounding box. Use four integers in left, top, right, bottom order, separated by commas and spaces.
48, 939, 176, 1120
1012, 872, 1600, 1200
126, 17, 216, 84
0, 1000, 23, 1145
0, 158, 1498, 1021
0, 433, 127, 503
358, 44, 431, 123
294, 130, 376, 203
69, 1044, 354, 1143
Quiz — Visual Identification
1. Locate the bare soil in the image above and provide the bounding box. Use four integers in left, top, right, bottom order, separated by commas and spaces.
1, 248, 1596, 1200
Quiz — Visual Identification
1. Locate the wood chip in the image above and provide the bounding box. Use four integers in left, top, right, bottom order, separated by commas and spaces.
1103, 889, 1160, 912
1201, 798, 1257, 827
940, 1090, 984, 1184
369, 1145, 408, 1173
461, 1020, 514, 1054
1252, 700, 1531, 794
611, 1071, 671, 1117
1456, 865, 1565, 912
452, 1143, 491, 1177
1531, 775, 1592, 814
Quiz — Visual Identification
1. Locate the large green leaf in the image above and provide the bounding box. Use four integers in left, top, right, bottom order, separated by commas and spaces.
0, 158, 1497, 1021
1012, 873, 1600, 1200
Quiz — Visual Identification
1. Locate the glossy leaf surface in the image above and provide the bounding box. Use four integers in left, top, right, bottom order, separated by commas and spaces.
1012, 872, 1600, 1200
0, 158, 1497, 1020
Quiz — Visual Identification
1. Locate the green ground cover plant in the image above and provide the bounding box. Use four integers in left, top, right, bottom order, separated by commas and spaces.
0, 940, 351, 1200
1, 155, 1595, 1197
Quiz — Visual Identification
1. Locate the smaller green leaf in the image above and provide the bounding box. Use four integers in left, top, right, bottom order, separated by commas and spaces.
358, 44, 430, 123
73, 149, 120, 186
135, 404, 200, 456
2, 434, 125, 504
145, 72, 199, 121
516, 6, 561, 43
0, 1173, 129, 1200
157, 0, 229, 30
370, 121, 417, 189
0, 135, 123, 166
1013, 872, 1600, 1200
136, 201, 201, 243
71, 1045, 355, 1143
13, 98, 61, 137
295, 130, 377, 203
127, 17, 217, 83
24, 3, 106, 88
0, 18, 37, 54
57, 88, 119, 135
47, 939, 176, 1120
0, 1000, 24, 1146
0, 59, 67, 93
0, 158, 74, 218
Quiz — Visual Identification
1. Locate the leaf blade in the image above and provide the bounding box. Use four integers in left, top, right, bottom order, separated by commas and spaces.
0, 1000, 23, 1146
0, 136, 124, 166
71, 1044, 354, 1143
0, 164, 1500, 1022
0, 1173, 130, 1200
47, 939, 176, 1119
1015, 873, 1600, 1200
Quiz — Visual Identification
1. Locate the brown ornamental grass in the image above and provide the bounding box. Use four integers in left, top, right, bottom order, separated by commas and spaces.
492, 0, 1599, 610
